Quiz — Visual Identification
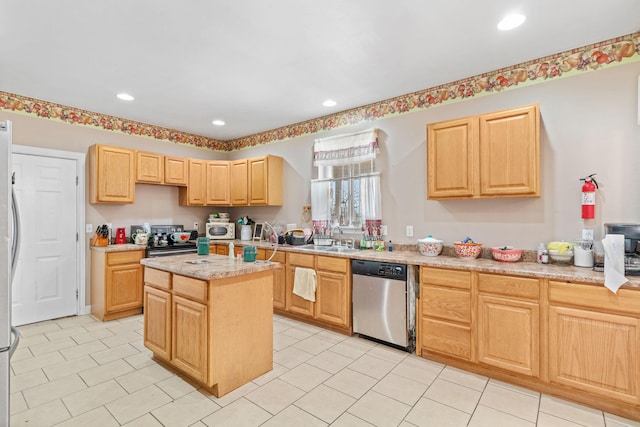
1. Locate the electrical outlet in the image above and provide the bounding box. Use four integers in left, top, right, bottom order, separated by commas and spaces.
582, 229, 594, 241
193, 221, 199, 230
406, 225, 413, 237
381, 225, 388, 236
86, 224, 93, 233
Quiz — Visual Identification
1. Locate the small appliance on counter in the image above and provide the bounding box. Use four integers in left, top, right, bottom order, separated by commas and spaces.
604, 223, 640, 275
206, 222, 235, 240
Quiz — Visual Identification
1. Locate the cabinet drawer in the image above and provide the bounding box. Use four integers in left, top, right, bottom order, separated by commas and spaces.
317, 256, 348, 273
421, 267, 470, 290
144, 267, 171, 290
263, 250, 285, 263
107, 250, 144, 266
173, 275, 208, 303
286, 252, 315, 268
422, 285, 470, 324
549, 281, 640, 316
421, 317, 471, 360
478, 273, 539, 300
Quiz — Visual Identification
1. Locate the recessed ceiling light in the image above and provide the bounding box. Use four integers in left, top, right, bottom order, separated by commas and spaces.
323, 99, 337, 107
116, 93, 135, 101
212, 120, 225, 126
497, 13, 526, 31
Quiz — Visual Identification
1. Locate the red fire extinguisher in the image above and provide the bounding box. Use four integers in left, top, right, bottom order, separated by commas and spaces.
580, 174, 598, 219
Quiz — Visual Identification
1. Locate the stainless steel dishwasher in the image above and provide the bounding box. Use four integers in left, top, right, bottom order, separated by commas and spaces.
352, 260, 411, 350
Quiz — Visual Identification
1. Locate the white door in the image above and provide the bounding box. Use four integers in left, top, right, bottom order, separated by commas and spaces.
11, 154, 78, 326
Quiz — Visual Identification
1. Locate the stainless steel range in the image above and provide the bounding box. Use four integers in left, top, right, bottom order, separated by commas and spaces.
130, 224, 198, 258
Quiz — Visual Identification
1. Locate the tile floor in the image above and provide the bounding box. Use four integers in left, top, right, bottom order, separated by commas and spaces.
8, 313, 640, 427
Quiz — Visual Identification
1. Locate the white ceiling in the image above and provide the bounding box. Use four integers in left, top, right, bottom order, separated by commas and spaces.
1, 1, 639, 141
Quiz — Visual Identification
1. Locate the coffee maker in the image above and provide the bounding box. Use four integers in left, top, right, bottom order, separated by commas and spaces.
604, 223, 640, 275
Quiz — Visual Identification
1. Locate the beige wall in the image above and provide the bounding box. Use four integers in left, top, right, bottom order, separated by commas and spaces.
233, 61, 640, 248
2, 60, 640, 308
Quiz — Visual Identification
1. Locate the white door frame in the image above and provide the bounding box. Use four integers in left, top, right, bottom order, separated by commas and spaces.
12, 145, 87, 315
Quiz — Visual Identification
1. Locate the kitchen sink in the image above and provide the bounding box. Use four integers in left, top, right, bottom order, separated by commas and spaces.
295, 245, 358, 253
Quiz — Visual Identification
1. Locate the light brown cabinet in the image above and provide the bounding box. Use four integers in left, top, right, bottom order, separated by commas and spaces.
164, 156, 188, 186
427, 104, 539, 199
315, 256, 350, 328
89, 144, 136, 204
476, 273, 540, 377
230, 159, 248, 205
143, 266, 274, 397
206, 161, 231, 205
248, 156, 283, 206
178, 158, 206, 205
419, 267, 472, 360
91, 249, 144, 321
135, 151, 164, 184
143, 283, 171, 360
548, 281, 640, 405
278, 252, 351, 334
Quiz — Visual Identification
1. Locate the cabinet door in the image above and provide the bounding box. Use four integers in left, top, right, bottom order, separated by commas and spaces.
164, 156, 188, 186
91, 145, 135, 203
477, 295, 539, 377
143, 286, 171, 361
105, 263, 143, 313
230, 159, 248, 205
427, 117, 477, 199
315, 270, 349, 327
549, 306, 639, 404
248, 156, 283, 206
172, 295, 208, 383
479, 104, 539, 197
285, 266, 314, 317
185, 159, 206, 205
135, 151, 163, 184
206, 161, 230, 205
215, 245, 229, 256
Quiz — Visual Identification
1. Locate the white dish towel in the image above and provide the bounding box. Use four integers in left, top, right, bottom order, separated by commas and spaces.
293, 267, 317, 302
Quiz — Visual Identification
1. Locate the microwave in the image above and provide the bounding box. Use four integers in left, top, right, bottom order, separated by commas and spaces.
206, 222, 235, 240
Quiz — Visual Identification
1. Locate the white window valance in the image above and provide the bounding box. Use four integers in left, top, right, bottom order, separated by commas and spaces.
313, 128, 379, 166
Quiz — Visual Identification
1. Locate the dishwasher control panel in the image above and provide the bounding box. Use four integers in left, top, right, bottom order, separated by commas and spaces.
352, 260, 407, 281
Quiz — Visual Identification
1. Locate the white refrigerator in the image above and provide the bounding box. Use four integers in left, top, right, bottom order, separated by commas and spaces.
0, 120, 21, 425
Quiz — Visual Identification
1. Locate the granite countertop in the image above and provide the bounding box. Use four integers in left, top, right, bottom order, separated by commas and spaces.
95, 239, 640, 289
216, 239, 640, 289
140, 253, 281, 281
90, 243, 146, 252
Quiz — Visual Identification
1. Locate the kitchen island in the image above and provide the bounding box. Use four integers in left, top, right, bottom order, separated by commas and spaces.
140, 253, 281, 397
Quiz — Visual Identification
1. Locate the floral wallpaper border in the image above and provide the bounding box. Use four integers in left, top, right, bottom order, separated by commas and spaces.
1, 32, 639, 152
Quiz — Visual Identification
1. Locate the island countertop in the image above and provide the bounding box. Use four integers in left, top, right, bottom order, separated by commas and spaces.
140, 253, 281, 281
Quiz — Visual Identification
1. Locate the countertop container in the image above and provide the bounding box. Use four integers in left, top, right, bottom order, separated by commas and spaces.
417, 236, 443, 256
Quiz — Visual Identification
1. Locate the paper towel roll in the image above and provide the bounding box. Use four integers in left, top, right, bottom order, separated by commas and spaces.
601, 234, 628, 293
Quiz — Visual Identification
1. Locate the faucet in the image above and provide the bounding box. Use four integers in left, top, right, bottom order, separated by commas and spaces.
331, 225, 343, 246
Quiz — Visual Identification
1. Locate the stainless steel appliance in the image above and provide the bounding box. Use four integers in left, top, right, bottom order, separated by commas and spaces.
1, 121, 21, 424
352, 260, 413, 351
604, 223, 640, 275
206, 222, 235, 240
131, 224, 198, 258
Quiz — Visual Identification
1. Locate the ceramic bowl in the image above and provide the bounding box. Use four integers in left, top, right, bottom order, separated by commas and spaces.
454, 242, 483, 258
491, 247, 522, 262
549, 250, 573, 263
417, 236, 443, 256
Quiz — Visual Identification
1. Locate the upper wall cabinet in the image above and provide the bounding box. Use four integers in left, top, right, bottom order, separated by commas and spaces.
90, 144, 135, 204
249, 155, 283, 206
427, 104, 540, 200
163, 156, 188, 186
135, 152, 188, 186
178, 159, 206, 206
230, 159, 248, 206
206, 161, 230, 205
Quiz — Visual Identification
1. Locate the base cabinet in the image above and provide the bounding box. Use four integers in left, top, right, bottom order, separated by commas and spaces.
277, 252, 351, 334
419, 267, 471, 360
172, 295, 208, 383
91, 249, 144, 321
143, 286, 171, 360
143, 266, 274, 397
